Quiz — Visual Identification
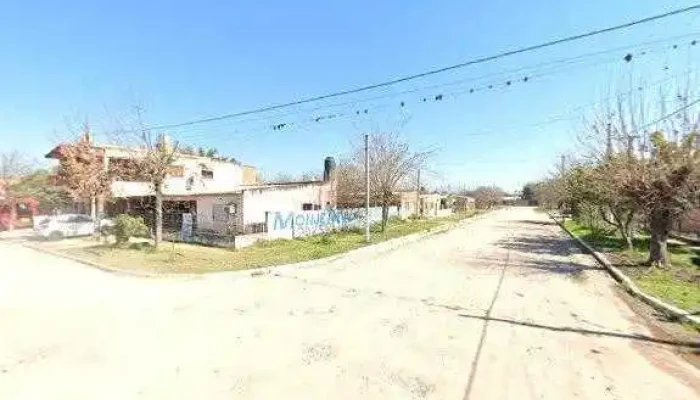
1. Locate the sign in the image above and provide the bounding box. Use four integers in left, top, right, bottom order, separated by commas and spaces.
181, 213, 193, 240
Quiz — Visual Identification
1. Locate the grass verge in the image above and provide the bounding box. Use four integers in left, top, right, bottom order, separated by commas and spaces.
563, 219, 700, 313
57, 211, 478, 274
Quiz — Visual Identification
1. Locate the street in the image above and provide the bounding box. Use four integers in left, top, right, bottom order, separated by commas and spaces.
0, 207, 698, 399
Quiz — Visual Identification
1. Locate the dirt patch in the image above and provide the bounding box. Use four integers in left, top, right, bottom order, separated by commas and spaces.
613, 288, 700, 371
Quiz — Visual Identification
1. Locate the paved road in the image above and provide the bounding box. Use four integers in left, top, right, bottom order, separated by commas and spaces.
0, 208, 698, 399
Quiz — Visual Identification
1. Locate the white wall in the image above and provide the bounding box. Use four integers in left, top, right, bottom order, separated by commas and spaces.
106, 147, 244, 197
242, 183, 330, 225
267, 206, 399, 238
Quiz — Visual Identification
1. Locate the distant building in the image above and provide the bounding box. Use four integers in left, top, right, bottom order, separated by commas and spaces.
399, 191, 452, 218
46, 140, 337, 235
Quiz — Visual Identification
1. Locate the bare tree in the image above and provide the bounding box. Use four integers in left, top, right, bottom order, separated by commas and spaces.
341, 132, 431, 230
618, 132, 700, 266
553, 83, 700, 266
472, 186, 504, 209
55, 132, 112, 226
335, 159, 364, 208
113, 107, 179, 248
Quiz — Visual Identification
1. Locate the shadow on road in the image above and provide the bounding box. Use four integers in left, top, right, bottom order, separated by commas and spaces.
456, 313, 700, 348
497, 235, 574, 256
513, 219, 557, 226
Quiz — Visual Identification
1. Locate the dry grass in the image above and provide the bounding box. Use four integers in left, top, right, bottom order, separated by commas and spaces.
57, 211, 477, 274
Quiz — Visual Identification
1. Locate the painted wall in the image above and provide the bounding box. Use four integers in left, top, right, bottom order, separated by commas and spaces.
241, 183, 333, 226
267, 206, 399, 239
106, 147, 246, 197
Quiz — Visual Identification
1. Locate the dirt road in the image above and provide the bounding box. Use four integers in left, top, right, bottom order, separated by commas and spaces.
0, 208, 697, 399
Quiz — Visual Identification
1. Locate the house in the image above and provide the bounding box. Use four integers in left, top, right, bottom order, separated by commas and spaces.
399, 191, 452, 218
451, 195, 476, 212
0, 179, 39, 230
45, 139, 337, 235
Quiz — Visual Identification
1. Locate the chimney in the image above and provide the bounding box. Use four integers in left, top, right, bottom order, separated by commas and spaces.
323, 156, 336, 182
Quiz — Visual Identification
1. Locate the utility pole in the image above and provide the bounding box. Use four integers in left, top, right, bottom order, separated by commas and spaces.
560, 154, 566, 176
364, 133, 370, 243
605, 123, 613, 159
416, 168, 421, 218
626, 135, 635, 160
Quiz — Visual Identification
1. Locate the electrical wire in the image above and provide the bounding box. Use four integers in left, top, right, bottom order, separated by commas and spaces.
634, 96, 700, 132
139, 5, 700, 132
170, 38, 699, 141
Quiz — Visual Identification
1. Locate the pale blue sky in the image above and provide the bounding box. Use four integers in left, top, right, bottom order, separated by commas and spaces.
2, 1, 700, 191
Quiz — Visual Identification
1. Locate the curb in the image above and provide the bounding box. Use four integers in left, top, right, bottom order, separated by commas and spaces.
21, 212, 486, 280
21, 242, 169, 278
550, 214, 700, 327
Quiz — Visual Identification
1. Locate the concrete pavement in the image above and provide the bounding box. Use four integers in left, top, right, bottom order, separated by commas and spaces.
0, 208, 697, 399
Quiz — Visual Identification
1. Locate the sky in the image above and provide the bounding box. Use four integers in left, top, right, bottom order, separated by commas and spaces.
2, 1, 700, 192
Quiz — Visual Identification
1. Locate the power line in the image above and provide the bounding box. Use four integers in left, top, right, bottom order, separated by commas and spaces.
169, 38, 699, 142
173, 65, 699, 145
142, 5, 700, 131
635, 97, 700, 132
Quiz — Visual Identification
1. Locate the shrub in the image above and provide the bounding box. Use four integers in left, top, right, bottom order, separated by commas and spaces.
113, 214, 149, 245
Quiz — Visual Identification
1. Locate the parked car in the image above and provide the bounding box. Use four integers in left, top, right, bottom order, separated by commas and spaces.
33, 214, 114, 240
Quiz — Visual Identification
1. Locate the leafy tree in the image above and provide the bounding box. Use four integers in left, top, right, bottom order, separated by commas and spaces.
521, 183, 536, 202
0, 151, 33, 230
11, 169, 72, 213
617, 132, 700, 266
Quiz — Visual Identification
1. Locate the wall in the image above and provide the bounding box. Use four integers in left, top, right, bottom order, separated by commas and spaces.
191, 194, 242, 232
241, 165, 259, 185
106, 147, 245, 197
241, 182, 333, 226
267, 206, 399, 239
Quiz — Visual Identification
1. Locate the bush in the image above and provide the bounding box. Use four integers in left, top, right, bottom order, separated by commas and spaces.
113, 214, 149, 245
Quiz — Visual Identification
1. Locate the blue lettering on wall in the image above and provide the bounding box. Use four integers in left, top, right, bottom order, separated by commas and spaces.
274, 212, 294, 230
270, 208, 371, 233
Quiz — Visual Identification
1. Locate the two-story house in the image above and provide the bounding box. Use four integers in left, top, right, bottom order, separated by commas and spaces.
45, 138, 337, 235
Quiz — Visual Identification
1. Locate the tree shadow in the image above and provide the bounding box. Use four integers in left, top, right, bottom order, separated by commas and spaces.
513, 219, 556, 226
458, 252, 602, 278
492, 235, 605, 276
456, 313, 700, 348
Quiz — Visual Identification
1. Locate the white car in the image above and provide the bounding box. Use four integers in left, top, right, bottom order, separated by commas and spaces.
34, 214, 114, 240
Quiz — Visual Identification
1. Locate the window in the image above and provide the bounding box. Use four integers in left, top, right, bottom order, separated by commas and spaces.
313, 204, 321, 210
302, 203, 313, 211
201, 169, 214, 179
166, 165, 184, 177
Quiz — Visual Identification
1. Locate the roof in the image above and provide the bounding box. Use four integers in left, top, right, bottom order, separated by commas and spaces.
157, 180, 329, 198
45, 142, 245, 165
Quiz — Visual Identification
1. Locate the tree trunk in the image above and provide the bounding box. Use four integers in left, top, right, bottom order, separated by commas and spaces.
7, 200, 16, 231
648, 208, 671, 267
90, 196, 99, 240
620, 228, 633, 252
90, 196, 97, 220
154, 183, 163, 248
381, 200, 388, 232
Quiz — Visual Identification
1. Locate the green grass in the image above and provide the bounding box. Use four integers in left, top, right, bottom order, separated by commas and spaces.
563, 219, 700, 311
59, 211, 476, 274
